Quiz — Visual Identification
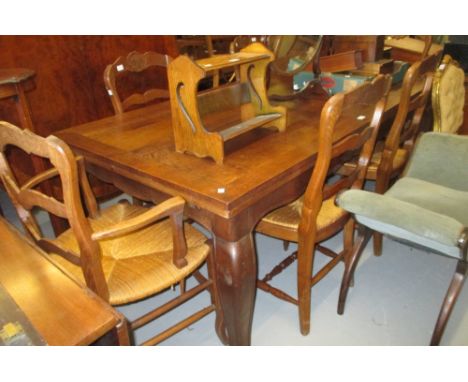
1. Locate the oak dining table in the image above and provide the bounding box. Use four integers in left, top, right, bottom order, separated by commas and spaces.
56, 85, 405, 345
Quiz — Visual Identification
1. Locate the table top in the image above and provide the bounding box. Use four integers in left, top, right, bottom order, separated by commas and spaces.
57, 86, 405, 219
0, 217, 123, 345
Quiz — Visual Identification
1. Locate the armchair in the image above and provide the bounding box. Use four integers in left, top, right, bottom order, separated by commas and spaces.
0, 121, 219, 345
336, 132, 468, 345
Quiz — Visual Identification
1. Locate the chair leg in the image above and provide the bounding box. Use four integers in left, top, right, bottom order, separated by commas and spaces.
283, 240, 290, 251
430, 260, 467, 345
373, 232, 383, 256
338, 225, 372, 315
297, 237, 316, 335
373, 170, 391, 257
343, 218, 355, 287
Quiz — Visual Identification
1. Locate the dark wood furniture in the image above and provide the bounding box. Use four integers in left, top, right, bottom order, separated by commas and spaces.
255, 75, 391, 335
0, 68, 35, 132
385, 36, 441, 63
328, 36, 385, 62
338, 53, 440, 256
0, 216, 129, 345
0, 121, 219, 345
0, 68, 46, 216
55, 80, 417, 345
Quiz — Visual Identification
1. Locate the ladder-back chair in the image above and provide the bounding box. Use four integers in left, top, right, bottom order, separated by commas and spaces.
255, 75, 391, 335
104, 51, 172, 114
339, 53, 440, 256
0, 121, 219, 345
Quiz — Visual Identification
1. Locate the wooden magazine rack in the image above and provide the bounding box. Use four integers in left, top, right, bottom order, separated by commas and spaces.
168, 43, 287, 164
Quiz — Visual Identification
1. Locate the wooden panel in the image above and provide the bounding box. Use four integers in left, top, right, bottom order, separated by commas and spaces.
0, 36, 178, 136
332, 35, 385, 62
0, 36, 97, 136
320, 50, 363, 72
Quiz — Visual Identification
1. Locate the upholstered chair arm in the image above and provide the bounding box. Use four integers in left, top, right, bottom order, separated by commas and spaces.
336, 189, 464, 250
405, 133, 468, 191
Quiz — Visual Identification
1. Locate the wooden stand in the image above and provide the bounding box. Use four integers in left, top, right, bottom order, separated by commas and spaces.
168, 43, 287, 164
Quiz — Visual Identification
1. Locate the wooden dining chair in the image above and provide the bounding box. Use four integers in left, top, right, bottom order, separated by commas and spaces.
104, 51, 172, 114
255, 75, 391, 335
103, 51, 172, 205
0, 121, 220, 345
338, 53, 440, 256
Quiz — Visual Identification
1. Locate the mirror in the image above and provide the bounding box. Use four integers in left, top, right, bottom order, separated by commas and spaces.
267, 35, 325, 100
268, 35, 322, 75
229, 35, 326, 100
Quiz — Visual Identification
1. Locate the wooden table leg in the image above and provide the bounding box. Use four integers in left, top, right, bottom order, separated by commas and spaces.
212, 233, 257, 346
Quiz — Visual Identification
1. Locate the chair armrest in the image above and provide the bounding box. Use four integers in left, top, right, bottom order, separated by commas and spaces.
92, 196, 188, 268
336, 189, 464, 247
92, 196, 185, 240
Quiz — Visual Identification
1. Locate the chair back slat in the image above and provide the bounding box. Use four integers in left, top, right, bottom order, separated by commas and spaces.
322, 172, 358, 201
385, 53, 440, 157
0, 121, 109, 300
104, 51, 172, 114
17, 188, 67, 218
299, 74, 391, 236
376, 53, 440, 192
331, 126, 373, 159
122, 89, 171, 111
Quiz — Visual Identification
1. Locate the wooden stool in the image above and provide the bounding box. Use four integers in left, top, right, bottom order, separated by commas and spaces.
0, 69, 36, 217
0, 68, 36, 131
0, 69, 58, 228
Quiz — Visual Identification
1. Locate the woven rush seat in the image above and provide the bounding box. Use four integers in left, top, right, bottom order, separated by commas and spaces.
257, 195, 347, 242
50, 202, 210, 305
338, 140, 408, 180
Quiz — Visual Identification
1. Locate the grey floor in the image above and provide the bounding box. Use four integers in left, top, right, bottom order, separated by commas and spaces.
2, 188, 467, 346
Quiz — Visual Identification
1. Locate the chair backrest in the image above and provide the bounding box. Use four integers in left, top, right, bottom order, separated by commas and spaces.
104, 51, 172, 114
378, 53, 440, 182
299, 75, 391, 236
0, 121, 108, 299
432, 55, 465, 133
420, 36, 433, 59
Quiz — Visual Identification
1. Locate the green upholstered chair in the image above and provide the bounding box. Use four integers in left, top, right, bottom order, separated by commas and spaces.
336, 132, 468, 345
